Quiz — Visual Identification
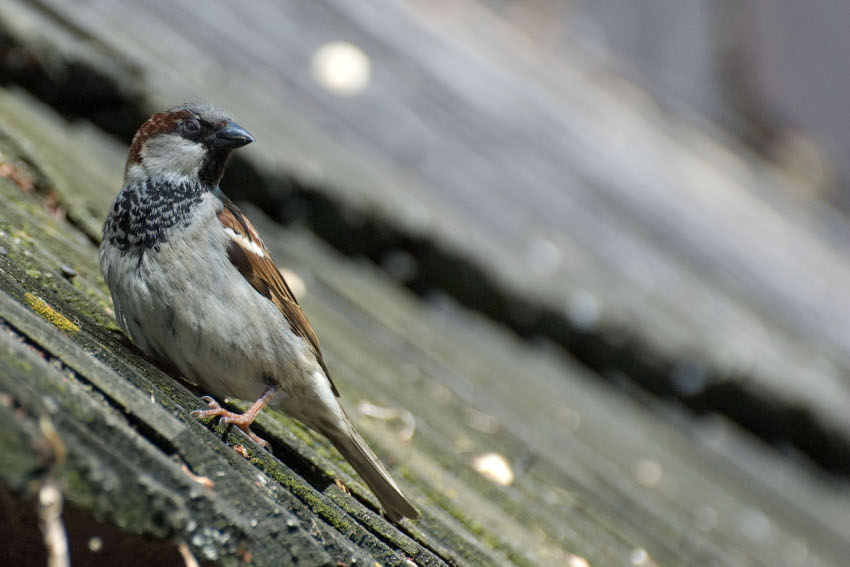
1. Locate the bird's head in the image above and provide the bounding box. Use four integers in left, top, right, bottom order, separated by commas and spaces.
125, 102, 253, 187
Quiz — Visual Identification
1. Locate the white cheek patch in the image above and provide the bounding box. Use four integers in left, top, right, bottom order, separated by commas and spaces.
138, 134, 207, 182
224, 227, 265, 258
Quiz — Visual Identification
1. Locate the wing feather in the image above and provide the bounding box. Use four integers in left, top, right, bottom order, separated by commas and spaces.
216, 193, 338, 396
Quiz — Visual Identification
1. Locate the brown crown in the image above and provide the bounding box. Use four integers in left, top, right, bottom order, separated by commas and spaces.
125, 109, 194, 173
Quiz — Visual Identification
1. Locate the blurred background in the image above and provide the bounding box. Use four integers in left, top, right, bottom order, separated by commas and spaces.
488, 0, 848, 206
3, 0, 850, 565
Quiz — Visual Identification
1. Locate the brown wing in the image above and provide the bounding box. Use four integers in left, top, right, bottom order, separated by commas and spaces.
216, 193, 338, 396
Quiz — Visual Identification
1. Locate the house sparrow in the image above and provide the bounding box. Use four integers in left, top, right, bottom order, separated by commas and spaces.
99, 103, 418, 521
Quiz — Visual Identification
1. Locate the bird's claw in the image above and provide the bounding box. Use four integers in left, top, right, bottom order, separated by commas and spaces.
191, 395, 225, 419
246, 431, 270, 450
190, 395, 271, 450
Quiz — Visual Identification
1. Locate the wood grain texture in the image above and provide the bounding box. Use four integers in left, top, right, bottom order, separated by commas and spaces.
2, 1, 850, 564
1, 88, 849, 566
10, 0, 850, 450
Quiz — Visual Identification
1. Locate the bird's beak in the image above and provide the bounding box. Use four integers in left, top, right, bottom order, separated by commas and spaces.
210, 121, 254, 149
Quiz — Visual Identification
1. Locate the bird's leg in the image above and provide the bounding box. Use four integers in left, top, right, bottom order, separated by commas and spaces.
192, 386, 279, 449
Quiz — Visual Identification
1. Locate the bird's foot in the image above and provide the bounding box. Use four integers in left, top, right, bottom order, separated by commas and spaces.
191, 395, 226, 418
192, 394, 271, 450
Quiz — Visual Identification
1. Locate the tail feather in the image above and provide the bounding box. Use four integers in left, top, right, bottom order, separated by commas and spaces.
324, 420, 419, 521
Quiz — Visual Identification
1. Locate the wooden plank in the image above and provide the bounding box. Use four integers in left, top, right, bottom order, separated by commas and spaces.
0, 90, 439, 567
3, 87, 848, 566
250, 209, 850, 567
9, 0, 850, 464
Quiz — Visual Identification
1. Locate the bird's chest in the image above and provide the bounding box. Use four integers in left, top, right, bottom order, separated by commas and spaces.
104, 198, 233, 348
103, 179, 204, 252
101, 197, 313, 399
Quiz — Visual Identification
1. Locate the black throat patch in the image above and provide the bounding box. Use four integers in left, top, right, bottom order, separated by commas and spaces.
104, 178, 205, 252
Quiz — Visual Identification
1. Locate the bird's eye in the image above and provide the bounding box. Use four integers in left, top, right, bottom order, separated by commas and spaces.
183, 118, 201, 134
